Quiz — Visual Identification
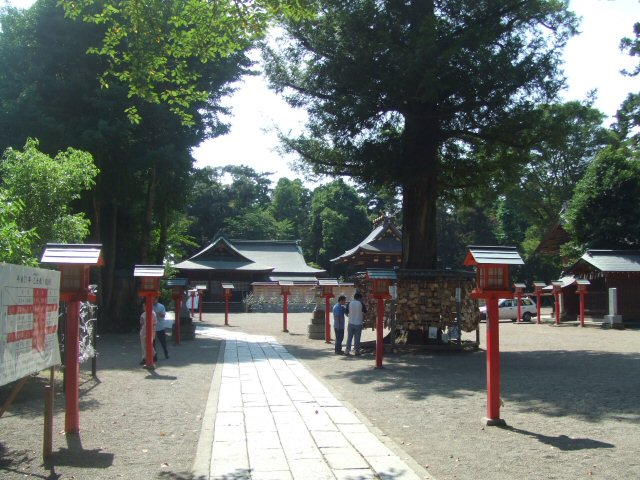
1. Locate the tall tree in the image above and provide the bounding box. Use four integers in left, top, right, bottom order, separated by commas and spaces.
59, 0, 313, 124
0, 0, 251, 330
565, 144, 640, 250
306, 179, 370, 270
270, 177, 311, 240
263, 0, 578, 269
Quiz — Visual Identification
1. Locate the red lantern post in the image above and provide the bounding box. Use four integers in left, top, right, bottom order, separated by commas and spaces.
366, 269, 395, 369
464, 246, 524, 426
279, 281, 293, 332
134, 265, 165, 369
196, 285, 207, 322
551, 280, 563, 326
318, 279, 338, 344
513, 283, 526, 323
167, 278, 188, 345
221, 283, 234, 326
575, 279, 590, 327
533, 281, 546, 324
41, 244, 102, 435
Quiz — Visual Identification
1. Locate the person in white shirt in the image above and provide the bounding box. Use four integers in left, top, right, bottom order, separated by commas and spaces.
153, 297, 169, 359
345, 292, 366, 356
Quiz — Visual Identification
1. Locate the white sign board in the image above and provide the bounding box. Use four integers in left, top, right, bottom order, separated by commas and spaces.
0, 263, 61, 387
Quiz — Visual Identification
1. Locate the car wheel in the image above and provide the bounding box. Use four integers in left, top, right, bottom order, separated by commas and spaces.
522, 312, 532, 322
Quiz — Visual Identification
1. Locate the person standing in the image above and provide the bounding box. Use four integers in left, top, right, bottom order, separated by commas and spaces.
332, 295, 347, 355
153, 297, 169, 359
345, 292, 366, 356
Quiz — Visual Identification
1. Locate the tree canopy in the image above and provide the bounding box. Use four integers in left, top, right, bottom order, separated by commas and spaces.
263, 0, 578, 269
565, 144, 640, 250
0, 138, 98, 260
59, 0, 314, 124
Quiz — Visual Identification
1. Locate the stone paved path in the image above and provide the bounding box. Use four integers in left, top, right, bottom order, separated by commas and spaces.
195, 327, 429, 480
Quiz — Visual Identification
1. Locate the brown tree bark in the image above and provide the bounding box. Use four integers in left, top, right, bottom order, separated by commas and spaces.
140, 167, 157, 264
401, 115, 439, 270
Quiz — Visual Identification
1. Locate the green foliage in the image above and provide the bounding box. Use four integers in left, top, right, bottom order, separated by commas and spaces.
59, 0, 315, 124
186, 165, 276, 246
224, 207, 294, 240
0, 193, 38, 266
565, 145, 640, 249
307, 179, 370, 269
0, 138, 98, 255
263, 0, 578, 268
270, 178, 311, 240
612, 93, 640, 146
620, 21, 640, 77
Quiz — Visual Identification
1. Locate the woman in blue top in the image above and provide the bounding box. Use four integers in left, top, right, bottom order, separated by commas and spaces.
332, 295, 347, 355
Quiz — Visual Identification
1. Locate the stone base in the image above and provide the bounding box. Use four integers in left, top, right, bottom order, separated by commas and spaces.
485, 417, 507, 427
604, 314, 624, 329
173, 322, 196, 341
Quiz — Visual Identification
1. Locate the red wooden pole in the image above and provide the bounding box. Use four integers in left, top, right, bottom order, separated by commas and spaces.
65, 300, 80, 433
555, 291, 561, 325
224, 292, 230, 326
282, 293, 289, 332
375, 297, 384, 369
579, 292, 585, 327
324, 295, 332, 343
536, 292, 541, 324
145, 296, 154, 367
174, 294, 182, 345
516, 293, 522, 323
486, 296, 505, 425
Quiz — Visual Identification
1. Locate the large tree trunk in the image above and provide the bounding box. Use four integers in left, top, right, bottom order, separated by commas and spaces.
401, 117, 439, 270
140, 167, 157, 264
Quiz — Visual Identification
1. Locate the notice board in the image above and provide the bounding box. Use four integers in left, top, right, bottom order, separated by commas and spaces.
0, 263, 61, 387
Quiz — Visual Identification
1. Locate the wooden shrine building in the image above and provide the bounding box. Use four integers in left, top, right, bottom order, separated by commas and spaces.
562, 249, 640, 323
174, 236, 325, 311
331, 214, 402, 275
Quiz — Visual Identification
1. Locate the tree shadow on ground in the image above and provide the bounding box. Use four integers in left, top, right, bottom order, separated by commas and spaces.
285, 342, 640, 424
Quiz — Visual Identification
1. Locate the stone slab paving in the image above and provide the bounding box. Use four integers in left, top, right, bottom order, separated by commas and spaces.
198, 327, 427, 480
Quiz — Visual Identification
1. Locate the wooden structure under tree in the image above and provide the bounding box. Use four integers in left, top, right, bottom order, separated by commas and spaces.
331, 213, 402, 275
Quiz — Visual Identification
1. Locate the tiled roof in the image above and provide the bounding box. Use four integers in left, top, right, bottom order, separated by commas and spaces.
331, 218, 401, 262
578, 250, 640, 272
464, 246, 524, 266
174, 237, 324, 275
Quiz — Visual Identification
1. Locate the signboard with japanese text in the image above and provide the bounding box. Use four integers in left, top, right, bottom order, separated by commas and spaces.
0, 263, 61, 387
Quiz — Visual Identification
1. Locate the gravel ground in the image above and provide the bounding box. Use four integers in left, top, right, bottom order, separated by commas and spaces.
1, 310, 639, 480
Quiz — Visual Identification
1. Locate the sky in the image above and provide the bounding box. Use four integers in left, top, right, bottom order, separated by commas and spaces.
3, 0, 639, 183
